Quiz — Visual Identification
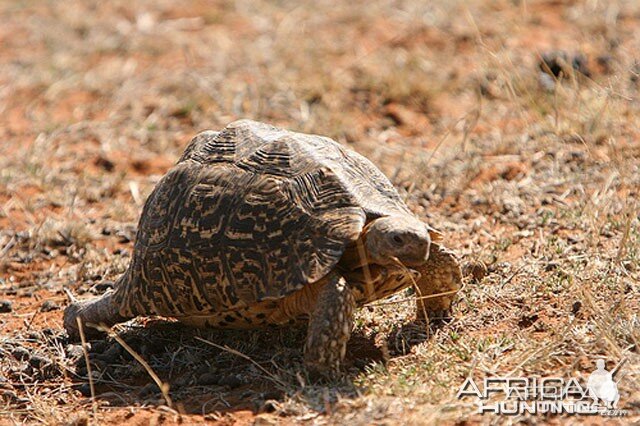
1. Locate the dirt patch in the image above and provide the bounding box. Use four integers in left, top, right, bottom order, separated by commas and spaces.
1, 0, 639, 424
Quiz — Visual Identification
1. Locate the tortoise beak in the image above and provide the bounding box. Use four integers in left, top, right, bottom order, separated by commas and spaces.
402, 233, 431, 267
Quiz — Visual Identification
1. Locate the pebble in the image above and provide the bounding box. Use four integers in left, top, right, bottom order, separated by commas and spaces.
1, 390, 18, 402
95, 343, 122, 362
75, 359, 106, 377
218, 374, 244, 388
197, 372, 220, 386
40, 300, 59, 312
262, 391, 281, 401
462, 261, 488, 283
0, 300, 12, 313
539, 50, 591, 78
572, 301, 582, 315
90, 340, 107, 353
27, 331, 41, 341
253, 416, 278, 426
138, 383, 160, 397
195, 364, 217, 376
11, 347, 30, 361
261, 400, 279, 413
0, 376, 11, 390
538, 72, 556, 92
74, 383, 92, 397
29, 355, 51, 369
596, 54, 614, 74
173, 375, 192, 387
544, 262, 560, 271
65, 344, 85, 359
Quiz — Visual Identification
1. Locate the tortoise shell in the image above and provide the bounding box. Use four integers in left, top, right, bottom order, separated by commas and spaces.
118, 119, 416, 318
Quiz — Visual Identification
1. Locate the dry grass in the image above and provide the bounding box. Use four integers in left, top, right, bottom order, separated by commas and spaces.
0, 0, 639, 424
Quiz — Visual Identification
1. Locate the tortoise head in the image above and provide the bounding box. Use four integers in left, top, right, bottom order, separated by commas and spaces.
364, 216, 431, 267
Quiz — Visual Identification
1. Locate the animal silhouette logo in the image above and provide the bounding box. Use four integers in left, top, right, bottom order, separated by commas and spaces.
587, 359, 624, 409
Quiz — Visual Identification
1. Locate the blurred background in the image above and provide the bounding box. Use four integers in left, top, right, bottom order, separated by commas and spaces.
2, 0, 638, 230
0, 1, 638, 424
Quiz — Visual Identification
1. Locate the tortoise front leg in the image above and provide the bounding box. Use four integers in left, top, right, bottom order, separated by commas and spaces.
304, 272, 355, 376
414, 243, 462, 321
64, 290, 129, 341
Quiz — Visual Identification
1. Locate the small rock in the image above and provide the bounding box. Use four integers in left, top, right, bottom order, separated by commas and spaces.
74, 383, 92, 397
27, 331, 42, 341
138, 383, 160, 397
195, 364, 216, 376
94, 155, 115, 172
11, 347, 30, 361
218, 374, 244, 388
42, 328, 57, 337
518, 313, 539, 329
66, 415, 89, 426
1, 390, 18, 402
40, 300, 59, 312
65, 344, 85, 359
76, 359, 106, 377
596, 54, 614, 74
538, 71, 556, 92
197, 372, 220, 386
462, 261, 488, 282
95, 343, 122, 362
262, 391, 281, 401
571, 301, 582, 315
90, 340, 107, 353
544, 262, 559, 271
260, 400, 279, 413
118, 234, 132, 244
173, 375, 192, 387
29, 355, 51, 369
539, 50, 591, 78
0, 376, 11, 390
0, 300, 12, 313
488, 262, 510, 273
253, 415, 278, 426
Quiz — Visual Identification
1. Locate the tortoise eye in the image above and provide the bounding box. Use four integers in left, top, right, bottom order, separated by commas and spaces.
392, 235, 404, 245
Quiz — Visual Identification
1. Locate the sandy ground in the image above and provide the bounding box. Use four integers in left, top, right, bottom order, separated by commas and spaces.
0, 0, 639, 424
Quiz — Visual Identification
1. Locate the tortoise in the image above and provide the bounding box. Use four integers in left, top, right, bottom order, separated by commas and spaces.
64, 119, 462, 374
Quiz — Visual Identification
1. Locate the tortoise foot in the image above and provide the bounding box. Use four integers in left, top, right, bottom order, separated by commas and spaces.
304, 272, 355, 377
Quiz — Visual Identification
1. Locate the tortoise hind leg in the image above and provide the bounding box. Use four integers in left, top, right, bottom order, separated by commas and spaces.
304, 272, 355, 376
64, 290, 129, 341
414, 243, 462, 322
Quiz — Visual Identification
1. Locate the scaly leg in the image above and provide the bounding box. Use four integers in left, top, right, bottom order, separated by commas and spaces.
303, 272, 355, 376
64, 290, 129, 341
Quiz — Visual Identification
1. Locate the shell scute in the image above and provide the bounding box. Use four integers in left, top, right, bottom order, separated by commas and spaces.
125, 120, 411, 316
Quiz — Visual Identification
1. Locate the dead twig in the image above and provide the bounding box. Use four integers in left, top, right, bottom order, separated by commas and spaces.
95, 324, 174, 409
193, 336, 288, 389
77, 318, 98, 424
